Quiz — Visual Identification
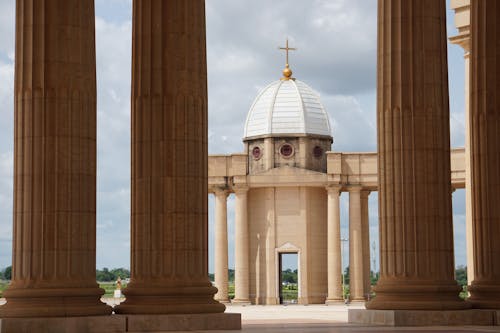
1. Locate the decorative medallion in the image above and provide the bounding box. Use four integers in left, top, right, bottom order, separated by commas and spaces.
252, 146, 262, 160
313, 145, 323, 158
279, 143, 294, 158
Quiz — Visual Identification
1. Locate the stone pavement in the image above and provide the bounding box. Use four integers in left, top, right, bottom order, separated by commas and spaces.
222, 304, 500, 333
1, 298, 500, 332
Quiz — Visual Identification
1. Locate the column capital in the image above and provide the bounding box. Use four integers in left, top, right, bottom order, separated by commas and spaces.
360, 190, 371, 199
347, 185, 363, 193
233, 185, 249, 195
325, 184, 342, 194
213, 187, 229, 198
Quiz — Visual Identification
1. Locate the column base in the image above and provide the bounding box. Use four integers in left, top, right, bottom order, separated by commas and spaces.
231, 298, 252, 305
468, 282, 500, 309
125, 313, 241, 331
114, 284, 226, 314
366, 280, 470, 310
0, 287, 112, 317
214, 298, 231, 304
0, 316, 123, 333
348, 309, 496, 326
325, 297, 344, 305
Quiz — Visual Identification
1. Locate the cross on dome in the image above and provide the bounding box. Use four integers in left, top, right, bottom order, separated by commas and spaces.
278, 38, 297, 80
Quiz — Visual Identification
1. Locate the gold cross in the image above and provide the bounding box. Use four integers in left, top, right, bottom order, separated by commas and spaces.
279, 38, 297, 66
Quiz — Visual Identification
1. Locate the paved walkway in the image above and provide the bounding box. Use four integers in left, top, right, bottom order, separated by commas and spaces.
1, 298, 499, 332
221, 304, 500, 333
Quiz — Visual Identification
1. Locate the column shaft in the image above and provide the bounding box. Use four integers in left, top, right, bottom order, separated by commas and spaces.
233, 187, 250, 303
468, 0, 500, 309
367, 0, 467, 310
214, 189, 229, 302
326, 186, 343, 303
0, 0, 111, 318
361, 191, 371, 299
115, 0, 224, 314
349, 187, 364, 301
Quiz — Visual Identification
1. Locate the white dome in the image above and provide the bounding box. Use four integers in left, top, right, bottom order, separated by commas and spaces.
243, 79, 332, 140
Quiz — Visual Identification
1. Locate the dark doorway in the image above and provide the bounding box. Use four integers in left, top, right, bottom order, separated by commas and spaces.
278, 252, 298, 304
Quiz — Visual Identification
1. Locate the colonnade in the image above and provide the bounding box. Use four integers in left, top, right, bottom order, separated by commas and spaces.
210, 185, 372, 303
0, 0, 225, 318
0, 0, 499, 323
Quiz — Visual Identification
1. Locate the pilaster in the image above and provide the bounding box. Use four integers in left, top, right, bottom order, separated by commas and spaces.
233, 186, 251, 304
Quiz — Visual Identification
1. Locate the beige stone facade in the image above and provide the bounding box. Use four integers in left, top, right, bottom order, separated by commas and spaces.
208, 147, 467, 305
2, 0, 500, 330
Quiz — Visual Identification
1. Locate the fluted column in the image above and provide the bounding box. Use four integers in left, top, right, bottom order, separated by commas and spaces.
115, 0, 224, 314
349, 186, 364, 301
468, 0, 500, 309
325, 185, 343, 303
233, 186, 250, 304
367, 0, 468, 310
214, 188, 229, 303
361, 190, 371, 299
0, 0, 111, 318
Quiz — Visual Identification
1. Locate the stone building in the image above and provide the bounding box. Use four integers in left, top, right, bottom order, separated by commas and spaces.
1, 0, 500, 331
208, 58, 468, 305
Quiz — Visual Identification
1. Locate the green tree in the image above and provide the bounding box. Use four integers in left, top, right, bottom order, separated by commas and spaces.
282, 268, 297, 283
455, 266, 467, 287
1, 266, 12, 280
96, 268, 114, 282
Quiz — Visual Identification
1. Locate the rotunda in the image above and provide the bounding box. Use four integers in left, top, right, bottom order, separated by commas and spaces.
243, 65, 333, 174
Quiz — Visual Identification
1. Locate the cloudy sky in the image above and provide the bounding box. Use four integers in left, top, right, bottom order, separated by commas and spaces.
0, 0, 467, 273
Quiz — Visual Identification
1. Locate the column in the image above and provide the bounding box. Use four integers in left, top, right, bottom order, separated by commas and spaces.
115, 0, 224, 314
348, 186, 364, 301
325, 185, 343, 303
361, 190, 371, 299
233, 186, 250, 304
468, 0, 500, 309
0, 0, 111, 318
214, 188, 229, 303
367, 0, 468, 310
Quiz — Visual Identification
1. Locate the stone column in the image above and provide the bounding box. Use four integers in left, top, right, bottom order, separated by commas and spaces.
348, 186, 364, 301
115, 0, 224, 314
214, 188, 229, 303
367, 0, 467, 310
0, 0, 111, 318
233, 186, 251, 304
325, 185, 343, 303
361, 190, 371, 299
467, 0, 500, 309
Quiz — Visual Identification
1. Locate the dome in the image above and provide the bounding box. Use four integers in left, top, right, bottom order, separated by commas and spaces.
243, 79, 332, 140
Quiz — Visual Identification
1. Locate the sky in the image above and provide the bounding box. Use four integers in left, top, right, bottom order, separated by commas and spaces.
0, 0, 468, 273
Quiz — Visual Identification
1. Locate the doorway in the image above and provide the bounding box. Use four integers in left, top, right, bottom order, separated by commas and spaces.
278, 252, 298, 304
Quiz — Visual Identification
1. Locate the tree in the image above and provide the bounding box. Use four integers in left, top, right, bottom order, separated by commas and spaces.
455, 266, 467, 287
1, 266, 11, 280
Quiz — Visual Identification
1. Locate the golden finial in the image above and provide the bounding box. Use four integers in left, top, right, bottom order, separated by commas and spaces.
278, 38, 297, 80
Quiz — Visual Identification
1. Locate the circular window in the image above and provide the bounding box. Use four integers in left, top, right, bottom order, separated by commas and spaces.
252, 146, 262, 160
313, 146, 323, 158
279, 143, 294, 158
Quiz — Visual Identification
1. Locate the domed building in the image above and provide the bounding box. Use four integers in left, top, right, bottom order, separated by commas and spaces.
208, 47, 466, 305
209, 54, 354, 305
